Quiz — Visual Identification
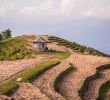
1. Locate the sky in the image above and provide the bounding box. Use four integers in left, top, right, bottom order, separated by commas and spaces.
0, 0, 110, 54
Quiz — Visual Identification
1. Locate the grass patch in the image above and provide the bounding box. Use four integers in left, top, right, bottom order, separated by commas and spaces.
78, 64, 110, 100
53, 63, 77, 93
97, 81, 110, 100
0, 38, 35, 60
0, 60, 60, 95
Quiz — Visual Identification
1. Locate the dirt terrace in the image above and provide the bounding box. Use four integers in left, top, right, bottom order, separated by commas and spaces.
32, 60, 70, 100
58, 53, 110, 100
0, 95, 11, 100
0, 55, 59, 83
48, 43, 67, 52
84, 70, 110, 100
12, 82, 50, 100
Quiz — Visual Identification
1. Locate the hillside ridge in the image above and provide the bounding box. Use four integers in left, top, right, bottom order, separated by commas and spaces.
48, 35, 110, 57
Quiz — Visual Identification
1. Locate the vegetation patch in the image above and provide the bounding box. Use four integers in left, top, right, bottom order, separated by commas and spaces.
96, 64, 110, 71
0, 60, 60, 95
53, 63, 77, 93
0, 38, 35, 60
97, 81, 110, 100
78, 64, 110, 100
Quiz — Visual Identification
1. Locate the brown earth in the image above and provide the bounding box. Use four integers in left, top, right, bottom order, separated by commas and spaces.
0, 55, 59, 83
84, 70, 110, 100
12, 82, 50, 100
32, 60, 70, 100
58, 53, 110, 100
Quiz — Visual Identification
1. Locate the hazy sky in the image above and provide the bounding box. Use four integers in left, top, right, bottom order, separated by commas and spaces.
0, 0, 110, 54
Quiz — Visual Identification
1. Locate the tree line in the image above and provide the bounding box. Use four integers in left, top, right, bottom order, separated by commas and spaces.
0, 29, 12, 41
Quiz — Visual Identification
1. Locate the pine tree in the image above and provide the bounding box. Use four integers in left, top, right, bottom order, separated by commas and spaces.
2, 29, 12, 39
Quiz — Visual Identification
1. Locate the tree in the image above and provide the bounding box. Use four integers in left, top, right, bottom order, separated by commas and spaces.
0, 33, 3, 41
2, 29, 12, 39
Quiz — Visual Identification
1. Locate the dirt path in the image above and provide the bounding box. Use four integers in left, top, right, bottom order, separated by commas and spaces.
58, 53, 110, 100
32, 59, 70, 100
12, 82, 50, 100
0, 55, 58, 83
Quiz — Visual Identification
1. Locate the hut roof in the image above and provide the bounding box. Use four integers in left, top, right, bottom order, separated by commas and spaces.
33, 37, 50, 43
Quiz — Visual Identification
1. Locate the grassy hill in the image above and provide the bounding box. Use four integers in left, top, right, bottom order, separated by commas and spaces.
0, 35, 37, 60
0, 35, 69, 60
48, 36, 110, 57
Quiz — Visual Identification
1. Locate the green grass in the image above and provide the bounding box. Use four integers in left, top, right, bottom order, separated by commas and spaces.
97, 81, 110, 100
0, 60, 60, 95
0, 38, 34, 60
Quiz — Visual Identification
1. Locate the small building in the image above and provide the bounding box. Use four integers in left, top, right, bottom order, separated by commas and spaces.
33, 37, 50, 51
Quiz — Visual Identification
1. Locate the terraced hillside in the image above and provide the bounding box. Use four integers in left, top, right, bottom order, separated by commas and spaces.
48, 36, 110, 57
0, 35, 110, 100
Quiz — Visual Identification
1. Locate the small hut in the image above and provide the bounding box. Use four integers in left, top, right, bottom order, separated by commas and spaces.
33, 37, 50, 51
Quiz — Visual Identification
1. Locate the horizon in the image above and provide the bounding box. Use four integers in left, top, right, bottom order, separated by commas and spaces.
0, 0, 110, 54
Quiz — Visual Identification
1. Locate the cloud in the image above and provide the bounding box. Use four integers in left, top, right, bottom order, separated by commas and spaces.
83, 5, 110, 19
60, 0, 75, 16
19, 7, 36, 16
0, 0, 110, 21
19, 0, 55, 17
0, 3, 17, 17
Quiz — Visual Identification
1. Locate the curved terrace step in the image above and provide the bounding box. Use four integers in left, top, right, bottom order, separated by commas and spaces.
32, 60, 70, 100
84, 70, 110, 100
11, 82, 50, 100
57, 53, 110, 100
0, 55, 59, 82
